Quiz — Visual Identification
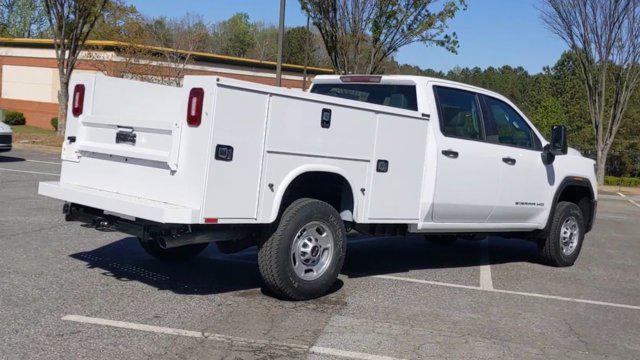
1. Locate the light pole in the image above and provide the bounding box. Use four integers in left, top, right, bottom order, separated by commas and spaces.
275, 0, 286, 87
302, 15, 310, 90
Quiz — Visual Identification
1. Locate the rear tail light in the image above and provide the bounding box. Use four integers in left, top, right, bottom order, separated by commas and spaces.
72, 84, 85, 117
340, 75, 382, 83
187, 88, 205, 126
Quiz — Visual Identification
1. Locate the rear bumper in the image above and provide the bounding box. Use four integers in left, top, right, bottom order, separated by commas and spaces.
38, 181, 199, 224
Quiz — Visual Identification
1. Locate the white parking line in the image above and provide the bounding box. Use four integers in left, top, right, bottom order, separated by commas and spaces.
26, 159, 61, 165
479, 240, 493, 290
374, 275, 640, 311
0, 167, 59, 176
62, 315, 401, 360
617, 192, 640, 209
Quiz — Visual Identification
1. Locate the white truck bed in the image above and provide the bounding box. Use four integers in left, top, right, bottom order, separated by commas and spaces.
41, 73, 428, 225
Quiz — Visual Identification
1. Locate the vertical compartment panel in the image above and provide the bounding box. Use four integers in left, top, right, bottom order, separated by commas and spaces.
367, 115, 428, 220
202, 86, 269, 219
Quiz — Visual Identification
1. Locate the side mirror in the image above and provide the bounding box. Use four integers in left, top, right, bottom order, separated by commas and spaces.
541, 125, 568, 165
550, 125, 568, 155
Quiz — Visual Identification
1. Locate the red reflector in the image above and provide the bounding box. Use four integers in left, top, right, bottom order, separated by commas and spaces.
340, 75, 382, 83
72, 84, 85, 117
187, 88, 205, 126
204, 218, 218, 224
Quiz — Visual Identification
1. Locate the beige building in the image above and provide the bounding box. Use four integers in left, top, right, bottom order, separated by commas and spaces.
0, 38, 333, 129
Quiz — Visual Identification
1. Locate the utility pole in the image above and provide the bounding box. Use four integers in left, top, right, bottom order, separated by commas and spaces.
302, 16, 310, 91
275, 0, 286, 87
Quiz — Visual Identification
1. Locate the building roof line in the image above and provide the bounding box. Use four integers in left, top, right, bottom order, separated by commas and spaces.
0, 37, 334, 75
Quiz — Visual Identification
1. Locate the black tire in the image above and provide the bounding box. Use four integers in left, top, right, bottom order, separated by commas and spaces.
540, 201, 585, 267
425, 234, 457, 246
138, 237, 208, 262
258, 198, 347, 300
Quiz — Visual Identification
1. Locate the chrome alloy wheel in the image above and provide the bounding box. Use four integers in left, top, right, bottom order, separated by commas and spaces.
560, 216, 580, 256
290, 221, 335, 281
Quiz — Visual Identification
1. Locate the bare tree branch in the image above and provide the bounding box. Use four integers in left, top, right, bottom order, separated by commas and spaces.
44, 0, 109, 136
540, 0, 640, 184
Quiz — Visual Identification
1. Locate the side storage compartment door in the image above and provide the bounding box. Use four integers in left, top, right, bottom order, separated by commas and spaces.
367, 114, 428, 220
201, 85, 269, 220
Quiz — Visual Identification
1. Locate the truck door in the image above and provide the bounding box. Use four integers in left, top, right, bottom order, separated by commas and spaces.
432, 86, 500, 223
480, 95, 550, 223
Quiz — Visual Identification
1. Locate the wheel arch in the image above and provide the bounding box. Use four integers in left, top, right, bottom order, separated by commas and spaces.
267, 165, 359, 223
543, 177, 596, 236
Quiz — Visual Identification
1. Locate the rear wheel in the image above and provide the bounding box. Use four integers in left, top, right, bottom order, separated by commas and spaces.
258, 198, 347, 300
138, 237, 208, 262
539, 201, 585, 267
425, 234, 458, 246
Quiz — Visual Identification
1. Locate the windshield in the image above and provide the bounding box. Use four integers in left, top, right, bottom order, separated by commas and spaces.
310, 84, 418, 111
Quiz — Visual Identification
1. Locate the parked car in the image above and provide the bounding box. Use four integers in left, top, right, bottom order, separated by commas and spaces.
39, 73, 597, 300
0, 121, 12, 152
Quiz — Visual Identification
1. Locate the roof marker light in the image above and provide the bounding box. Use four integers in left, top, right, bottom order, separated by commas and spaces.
340, 75, 382, 83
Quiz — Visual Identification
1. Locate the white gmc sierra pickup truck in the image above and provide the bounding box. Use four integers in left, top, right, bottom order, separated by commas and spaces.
39, 73, 597, 300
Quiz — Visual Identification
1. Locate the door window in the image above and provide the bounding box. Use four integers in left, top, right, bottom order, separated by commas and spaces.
483, 96, 539, 150
434, 86, 485, 141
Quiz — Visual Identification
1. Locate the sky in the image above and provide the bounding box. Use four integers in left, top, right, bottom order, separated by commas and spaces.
129, 0, 568, 74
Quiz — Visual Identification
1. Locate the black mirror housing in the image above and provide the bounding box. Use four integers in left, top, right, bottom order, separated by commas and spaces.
541, 145, 555, 165
550, 125, 568, 155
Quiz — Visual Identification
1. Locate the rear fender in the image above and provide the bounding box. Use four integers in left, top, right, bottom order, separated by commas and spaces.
266, 164, 359, 223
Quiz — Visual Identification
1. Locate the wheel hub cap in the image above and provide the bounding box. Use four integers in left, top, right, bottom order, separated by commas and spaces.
291, 221, 335, 281
560, 216, 580, 256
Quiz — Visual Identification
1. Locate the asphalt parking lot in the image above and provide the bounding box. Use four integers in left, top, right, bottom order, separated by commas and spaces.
1, 147, 640, 359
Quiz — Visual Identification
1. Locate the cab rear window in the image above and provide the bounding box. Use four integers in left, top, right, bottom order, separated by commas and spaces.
310, 84, 418, 111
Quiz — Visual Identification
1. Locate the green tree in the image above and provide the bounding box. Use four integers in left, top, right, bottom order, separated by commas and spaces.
544, 52, 593, 153
249, 21, 278, 61
300, 0, 466, 74
0, 0, 48, 37
90, 0, 145, 41
211, 12, 255, 58
283, 26, 315, 66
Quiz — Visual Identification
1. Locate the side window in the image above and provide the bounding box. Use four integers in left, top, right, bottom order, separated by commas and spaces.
434, 86, 485, 141
311, 84, 418, 111
483, 96, 538, 150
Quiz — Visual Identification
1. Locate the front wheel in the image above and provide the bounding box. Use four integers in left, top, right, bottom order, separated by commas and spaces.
258, 198, 347, 300
539, 201, 585, 267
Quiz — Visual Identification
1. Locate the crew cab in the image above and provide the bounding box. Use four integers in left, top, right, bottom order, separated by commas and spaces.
39, 74, 597, 300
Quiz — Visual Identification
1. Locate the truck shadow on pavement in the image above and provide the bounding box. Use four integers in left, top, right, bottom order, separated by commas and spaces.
69, 235, 541, 297
0, 155, 26, 162
341, 235, 540, 278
